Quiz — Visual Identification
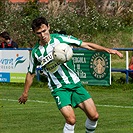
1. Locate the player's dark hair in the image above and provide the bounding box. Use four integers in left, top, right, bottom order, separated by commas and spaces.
31, 16, 49, 32
0, 31, 10, 40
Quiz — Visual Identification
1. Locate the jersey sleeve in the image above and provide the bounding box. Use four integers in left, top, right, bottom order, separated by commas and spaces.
28, 51, 38, 74
52, 34, 82, 46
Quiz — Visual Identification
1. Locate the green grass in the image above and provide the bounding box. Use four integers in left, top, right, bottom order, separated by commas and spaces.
0, 83, 133, 133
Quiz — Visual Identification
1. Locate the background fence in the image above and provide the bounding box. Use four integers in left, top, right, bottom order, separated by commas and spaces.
0, 48, 133, 84
111, 48, 133, 83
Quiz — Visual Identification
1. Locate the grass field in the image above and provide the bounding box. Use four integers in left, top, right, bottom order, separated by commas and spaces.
0, 82, 133, 133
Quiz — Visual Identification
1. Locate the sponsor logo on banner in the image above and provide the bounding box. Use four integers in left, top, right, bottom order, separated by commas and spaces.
0, 50, 29, 82
0, 54, 26, 70
89, 52, 109, 79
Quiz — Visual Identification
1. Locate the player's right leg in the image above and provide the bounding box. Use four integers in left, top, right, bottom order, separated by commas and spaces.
51, 89, 76, 133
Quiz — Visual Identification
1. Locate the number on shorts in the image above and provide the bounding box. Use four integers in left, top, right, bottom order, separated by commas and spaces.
56, 96, 61, 105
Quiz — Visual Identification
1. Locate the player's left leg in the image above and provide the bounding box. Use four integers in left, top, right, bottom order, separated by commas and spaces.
78, 98, 99, 133
60, 105, 76, 133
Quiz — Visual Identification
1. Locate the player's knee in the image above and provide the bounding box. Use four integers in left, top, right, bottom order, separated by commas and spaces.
66, 117, 76, 125
90, 112, 99, 121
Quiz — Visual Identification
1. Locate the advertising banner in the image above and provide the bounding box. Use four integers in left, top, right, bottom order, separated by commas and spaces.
72, 49, 111, 86
0, 50, 29, 83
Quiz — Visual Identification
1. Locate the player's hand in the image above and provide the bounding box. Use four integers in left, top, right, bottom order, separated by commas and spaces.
107, 49, 123, 58
18, 93, 28, 104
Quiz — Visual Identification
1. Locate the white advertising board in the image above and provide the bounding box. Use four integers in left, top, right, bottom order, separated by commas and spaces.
0, 50, 29, 83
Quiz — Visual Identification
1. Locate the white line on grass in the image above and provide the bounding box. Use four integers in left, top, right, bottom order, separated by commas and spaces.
96, 104, 133, 109
0, 98, 133, 109
0, 98, 55, 104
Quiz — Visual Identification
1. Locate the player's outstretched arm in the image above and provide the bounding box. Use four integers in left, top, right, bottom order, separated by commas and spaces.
18, 72, 35, 104
80, 42, 123, 58
104, 48, 123, 58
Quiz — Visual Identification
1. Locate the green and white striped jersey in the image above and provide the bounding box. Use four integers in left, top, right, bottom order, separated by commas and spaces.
28, 33, 83, 91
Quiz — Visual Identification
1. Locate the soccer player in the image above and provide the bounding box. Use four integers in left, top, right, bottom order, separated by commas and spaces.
18, 16, 123, 133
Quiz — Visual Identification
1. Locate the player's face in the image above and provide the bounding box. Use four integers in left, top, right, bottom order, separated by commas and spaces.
35, 24, 50, 45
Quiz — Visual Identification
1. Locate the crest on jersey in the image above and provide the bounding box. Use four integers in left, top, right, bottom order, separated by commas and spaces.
40, 52, 60, 73
41, 52, 53, 67
45, 61, 60, 73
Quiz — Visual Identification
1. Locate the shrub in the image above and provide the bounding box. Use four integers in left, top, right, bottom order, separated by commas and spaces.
0, 0, 132, 47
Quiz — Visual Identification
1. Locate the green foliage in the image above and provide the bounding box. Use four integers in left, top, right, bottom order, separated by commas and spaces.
21, 0, 40, 18
0, 0, 5, 17
0, 0, 132, 47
